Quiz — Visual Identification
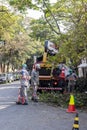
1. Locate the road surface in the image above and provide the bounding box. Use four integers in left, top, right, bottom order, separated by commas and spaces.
0, 81, 87, 130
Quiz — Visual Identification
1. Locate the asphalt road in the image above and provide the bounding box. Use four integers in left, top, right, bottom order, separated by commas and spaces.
0, 81, 87, 130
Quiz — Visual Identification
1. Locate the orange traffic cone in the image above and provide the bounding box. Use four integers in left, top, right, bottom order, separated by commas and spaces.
72, 113, 79, 130
21, 97, 25, 104
16, 88, 22, 104
67, 94, 77, 113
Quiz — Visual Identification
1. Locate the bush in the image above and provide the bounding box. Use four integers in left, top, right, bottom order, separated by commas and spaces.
39, 92, 70, 107
74, 93, 87, 108
75, 77, 87, 92
28, 87, 87, 110
38, 92, 87, 109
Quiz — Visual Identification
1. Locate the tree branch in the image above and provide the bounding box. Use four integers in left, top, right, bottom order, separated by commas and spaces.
42, 0, 61, 35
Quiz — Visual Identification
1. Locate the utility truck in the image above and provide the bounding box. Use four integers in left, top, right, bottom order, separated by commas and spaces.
34, 40, 65, 92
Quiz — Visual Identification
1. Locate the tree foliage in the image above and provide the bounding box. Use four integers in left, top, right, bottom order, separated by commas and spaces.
3, 0, 87, 68
0, 4, 43, 72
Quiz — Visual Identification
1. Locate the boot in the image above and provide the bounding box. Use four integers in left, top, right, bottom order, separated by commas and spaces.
31, 96, 38, 102
34, 98, 38, 102
23, 99, 28, 105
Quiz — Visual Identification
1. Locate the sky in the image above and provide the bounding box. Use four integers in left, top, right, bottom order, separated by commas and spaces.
50, 0, 57, 4
0, 0, 57, 19
27, 0, 57, 19
26, 9, 43, 19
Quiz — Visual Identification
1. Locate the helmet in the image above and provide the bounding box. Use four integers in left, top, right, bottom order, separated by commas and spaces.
35, 64, 40, 69
22, 64, 27, 69
69, 69, 73, 74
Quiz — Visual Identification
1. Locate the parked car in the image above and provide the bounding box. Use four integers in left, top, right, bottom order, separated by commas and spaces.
13, 72, 20, 81
0, 73, 8, 83
7, 73, 14, 82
